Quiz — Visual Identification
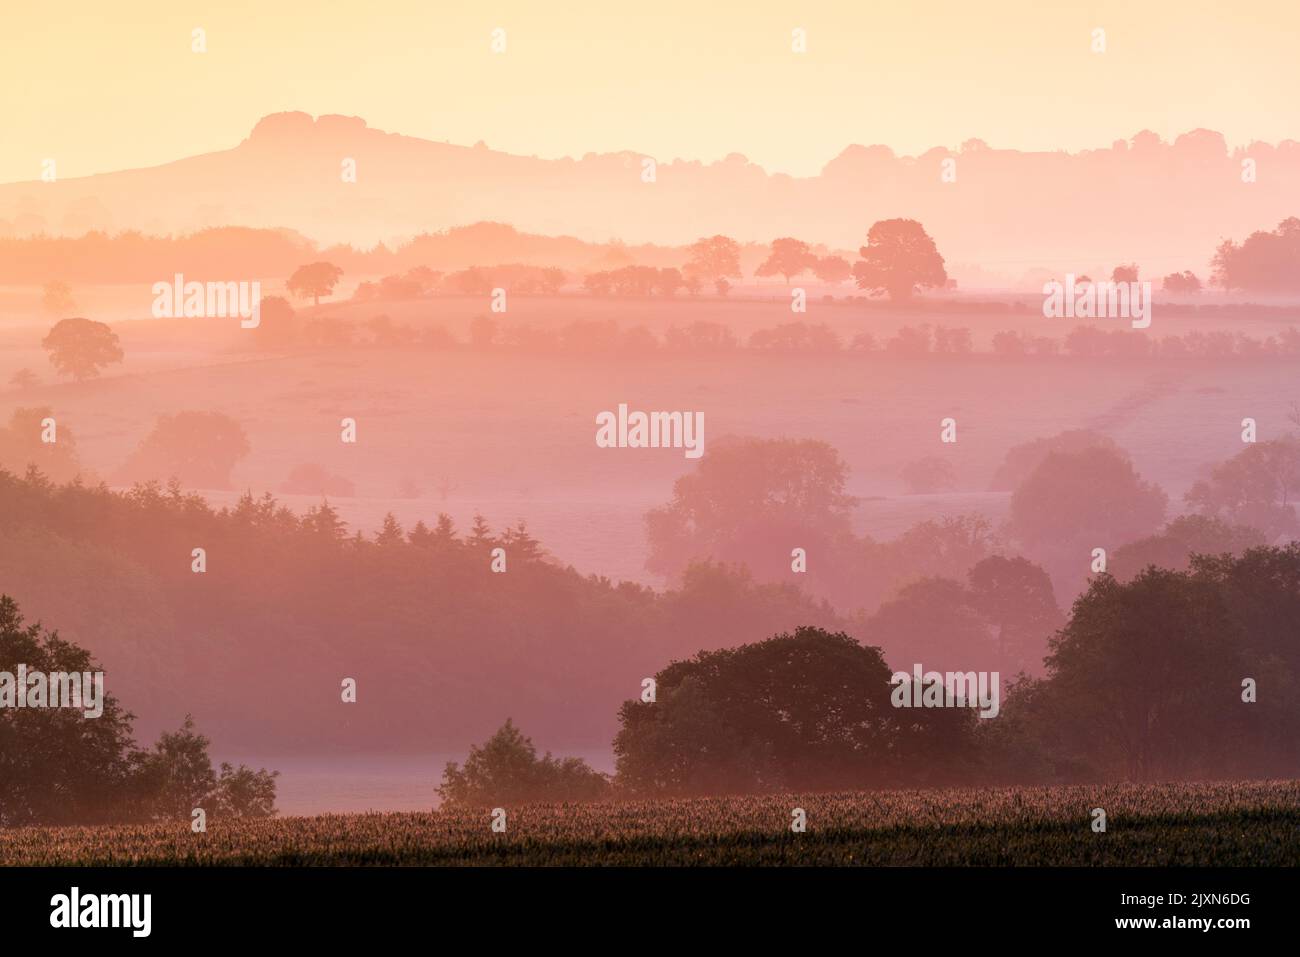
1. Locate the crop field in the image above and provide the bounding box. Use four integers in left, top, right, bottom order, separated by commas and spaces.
3, 780, 1298, 867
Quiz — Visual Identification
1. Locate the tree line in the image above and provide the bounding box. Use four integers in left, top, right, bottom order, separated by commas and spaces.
441, 540, 1300, 806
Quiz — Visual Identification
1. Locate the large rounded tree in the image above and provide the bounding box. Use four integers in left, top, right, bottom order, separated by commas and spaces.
852, 219, 947, 301
41, 317, 124, 381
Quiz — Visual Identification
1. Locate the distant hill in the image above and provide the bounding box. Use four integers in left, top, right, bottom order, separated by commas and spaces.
2, 112, 1299, 277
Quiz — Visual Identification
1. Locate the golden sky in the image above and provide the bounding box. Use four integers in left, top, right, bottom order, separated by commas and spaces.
4, 0, 1298, 183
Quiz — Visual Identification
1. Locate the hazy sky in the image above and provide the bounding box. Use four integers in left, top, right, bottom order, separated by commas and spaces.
4, 0, 1298, 183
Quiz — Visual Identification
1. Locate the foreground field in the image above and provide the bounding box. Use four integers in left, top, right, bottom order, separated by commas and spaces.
4, 780, 1298, 866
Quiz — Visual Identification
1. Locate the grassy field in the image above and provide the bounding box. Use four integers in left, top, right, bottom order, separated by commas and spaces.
2, 294, 1298, 589
4, 780, 1297, 866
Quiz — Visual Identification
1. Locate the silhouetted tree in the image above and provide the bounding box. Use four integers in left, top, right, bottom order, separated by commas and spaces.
966, 555, 1063, 673
645, 436, 856, 581
615, 626, 976, 796
287, 262, 344, 306
1185, 437, 1300, 540
684, 235, 742, 292
212, 762, 279, 818
1211, 218, 1300, 293
376, 513, 405, 545
864, 578, 999, 673
1161, 270, 1201, 294
988, 429, 1124, 492
539, 267, 565, 295
852, 219, 947, 300
438, 718, 610, 807
0, 595, 141, 826
254, 295, 297, 348
41, 317, 123, 381
136, 715, 217, 820
812, 255, 852, 284
1042, 569, 1242, 780
1110, 515, 1266, 580
117, 411, 251, 489
0, 407, 81, 482
756, 238, 814, 283
1007, 446, 1167, 550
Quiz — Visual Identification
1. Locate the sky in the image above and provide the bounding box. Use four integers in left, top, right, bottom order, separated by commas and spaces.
3, 0, 1299, 183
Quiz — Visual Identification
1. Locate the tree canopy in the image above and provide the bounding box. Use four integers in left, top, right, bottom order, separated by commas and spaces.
852, 219, 947, 300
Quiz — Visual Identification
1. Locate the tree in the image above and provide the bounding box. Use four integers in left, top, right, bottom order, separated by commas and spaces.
748, 322, 841, 353
1191, 544, 1300, 771
755, 238, 814, 283
451, 267, 494, 296
135, 716, 278, 820
884, 325, 932, 357
932, 326, 973, 354
1110, 515, 1266, 580
539, 267, 565, 295
500, 520, 544, 562
664, 321, 738, 353
1185, 437, 1300, 540
1211, 217, 1300, 293
41, 317, 124, 381
137, 715, 217, 820
1161, 270, 1201, 295
966, 555, 1063, 674
405, 266, 443, 295
0, 406, 82, 482
438, 719, 609, 807
1042, 569, 1242, 780
376, 512, 405, 545
212, 763, 279, 818
254, 295, 297, 348
863, 578, 1000, 674
684, 235, 742, 292
1007, 446, 1167, 549
812, 255, 852, 284
301, 501, 348, 541
467, 513, 495, 549
852, 219, 947, 301
614, 626, 974, 796
116, 411, 251, 489
988, 429, 1123, 492
655, 267, 685, 297
286, 262, 344, 306
1111, 263, 1139, 283
645, 436, 856, 581
583, 271, 612, 296
991, 331, 1027, 357
0, 595, 141, 826
431, 513, 460, 547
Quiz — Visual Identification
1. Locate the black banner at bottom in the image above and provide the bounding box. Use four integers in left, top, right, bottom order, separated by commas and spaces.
0, 866, 1275, 942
